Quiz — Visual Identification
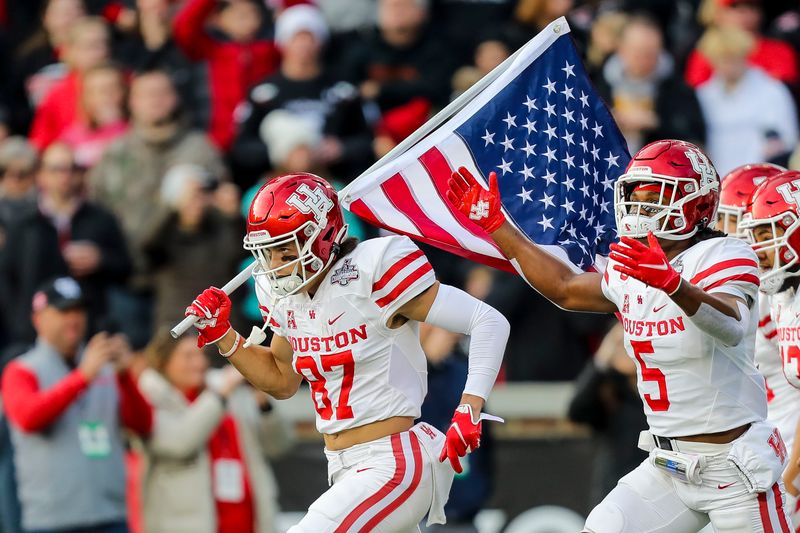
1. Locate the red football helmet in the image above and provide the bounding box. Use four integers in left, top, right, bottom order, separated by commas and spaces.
614, 140, 720, 240
718, 163, 786, 238
739, 170, 800, 294
243, 173, 348, 296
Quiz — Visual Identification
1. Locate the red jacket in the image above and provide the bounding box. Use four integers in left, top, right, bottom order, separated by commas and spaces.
173, 0, 280, 151
1, 361, 152, 436
685, 36, 799, 88
28, 72, 80, 151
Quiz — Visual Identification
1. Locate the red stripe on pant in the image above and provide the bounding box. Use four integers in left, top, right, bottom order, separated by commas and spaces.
362, 432, 423, 531
334, 434, 410, 533
759, 490, 775, 533
772, 483, 791, 533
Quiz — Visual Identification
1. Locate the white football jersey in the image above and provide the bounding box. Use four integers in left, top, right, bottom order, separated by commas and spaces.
773, 288, 800, 392
602, 236, 766, 437
757, 293, 800, 452
254, 236, 436, 435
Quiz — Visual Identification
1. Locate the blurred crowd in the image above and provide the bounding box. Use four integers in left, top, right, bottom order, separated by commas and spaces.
0, 0, 799, 531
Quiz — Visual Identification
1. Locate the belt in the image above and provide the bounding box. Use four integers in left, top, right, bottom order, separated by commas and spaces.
653, 423, 751, 451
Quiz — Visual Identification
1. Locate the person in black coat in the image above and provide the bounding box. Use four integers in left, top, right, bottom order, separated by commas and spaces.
231, 5, 372, 188
0, 142, 130, 345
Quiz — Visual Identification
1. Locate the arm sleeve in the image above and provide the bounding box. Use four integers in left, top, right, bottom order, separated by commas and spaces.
423, 284, 510, 400
371, 236, 436, 325
172, 0, 218, 61
1, 361, 89, 433
117, 370, 153, 437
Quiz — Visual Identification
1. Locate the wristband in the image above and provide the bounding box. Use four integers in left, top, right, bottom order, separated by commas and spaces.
218, 332, 242, 358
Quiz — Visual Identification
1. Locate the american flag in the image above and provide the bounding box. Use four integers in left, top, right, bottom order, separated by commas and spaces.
339, 18, 631, 273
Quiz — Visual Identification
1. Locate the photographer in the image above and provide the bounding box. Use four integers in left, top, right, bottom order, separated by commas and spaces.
0, 277, 151, 533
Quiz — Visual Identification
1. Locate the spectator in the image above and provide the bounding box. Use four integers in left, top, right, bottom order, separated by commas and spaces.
341, 0, 453, 127
172, 0, 281, 151
696, 26, 798, 175
594, 15, 706, 152
0, 142, 131, 345
28, 16, 111, 151
0, 277, 151, 533
89, 69, 226, 349
568, 323, 648, 506
136, 330, 293, 533
114, 0, 201, 128
450, 37, 511, 99
9, 0, 86, 133
685, 0, 799, 88
232, 4, 372, 187
0, 137, 38, 232
506, 0, 581, 51
59, 63, 129, 168
585, 10, 629, 80
141, 164, 244, 331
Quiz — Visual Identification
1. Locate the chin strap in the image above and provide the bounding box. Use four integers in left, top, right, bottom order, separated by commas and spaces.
243, 298, 280, 348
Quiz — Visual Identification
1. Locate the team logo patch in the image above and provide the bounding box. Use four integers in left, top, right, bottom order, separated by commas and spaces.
287, 309, 297, 329
331, 259, 359, 286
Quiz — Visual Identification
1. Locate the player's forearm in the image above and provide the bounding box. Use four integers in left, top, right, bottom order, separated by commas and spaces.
784, 421, 800, 496
669, 280, 741, 318
218, 332, 299, 399
669, 282, 747, 346
491, 223, 577, 306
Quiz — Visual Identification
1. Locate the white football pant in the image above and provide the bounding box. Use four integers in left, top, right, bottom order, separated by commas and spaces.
288, 423, 454, 533
584, 438, 792, 533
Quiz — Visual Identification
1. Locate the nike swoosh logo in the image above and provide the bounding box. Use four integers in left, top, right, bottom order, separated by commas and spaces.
640, 262, 668, 270
717, 481, 736, 489
328, 312, 345, 325
653, 304, 667, 313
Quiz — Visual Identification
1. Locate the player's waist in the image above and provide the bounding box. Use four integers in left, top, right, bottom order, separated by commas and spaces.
323, 416, 415, 451
651, 423, 751, 452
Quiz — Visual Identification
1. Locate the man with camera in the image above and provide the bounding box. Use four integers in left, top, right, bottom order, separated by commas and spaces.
0, 277, 151, 533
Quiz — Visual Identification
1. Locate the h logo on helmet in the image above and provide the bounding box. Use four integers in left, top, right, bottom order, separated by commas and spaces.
777, 180, 800, 206
286, 184, 334, 226
685, 150, 716, 188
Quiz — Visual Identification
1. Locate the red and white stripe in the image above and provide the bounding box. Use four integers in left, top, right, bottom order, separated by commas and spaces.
372, 250, 434, 309
334, 432, 423, 533
342, 135, 584, 274
760, 314, 778, 341
757, 482, 791, 533
690, 258, 760, 292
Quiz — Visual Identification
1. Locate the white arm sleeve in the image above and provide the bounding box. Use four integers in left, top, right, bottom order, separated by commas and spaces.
424, 284, 510, 400
689, 300, 750, 347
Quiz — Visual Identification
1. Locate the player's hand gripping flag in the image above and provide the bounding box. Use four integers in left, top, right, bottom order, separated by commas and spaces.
609, 232, 682, 295
340, 17, 630, 273
447, 168, 505, 233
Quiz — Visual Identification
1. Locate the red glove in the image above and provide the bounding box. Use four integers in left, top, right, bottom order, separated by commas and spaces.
446, 167, 505, 234
184, 287, 232, 347
608, 232, 682, 295
439, 404, 482, 474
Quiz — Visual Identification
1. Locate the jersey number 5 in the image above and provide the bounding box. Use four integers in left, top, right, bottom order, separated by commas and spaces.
294, 350, 355, 420
630, 340, 670, 412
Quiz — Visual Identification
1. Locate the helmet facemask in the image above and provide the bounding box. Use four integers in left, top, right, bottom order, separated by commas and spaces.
244, 220, 329, 298
717, 204, 747, 238
740, 212, 800, 294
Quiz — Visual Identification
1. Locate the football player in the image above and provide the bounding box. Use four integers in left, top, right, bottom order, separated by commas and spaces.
185, 173, 510, 532
720, 164, 798, 455
448, 140, 791, 532
740, 170, 800, 526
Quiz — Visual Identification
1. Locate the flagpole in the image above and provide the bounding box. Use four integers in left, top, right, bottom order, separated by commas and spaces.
339, 18, 569, 203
